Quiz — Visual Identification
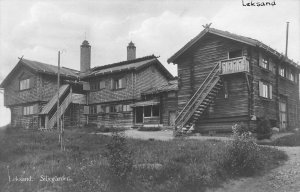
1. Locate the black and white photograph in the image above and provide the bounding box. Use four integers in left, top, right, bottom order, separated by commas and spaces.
0, 0, 299, 191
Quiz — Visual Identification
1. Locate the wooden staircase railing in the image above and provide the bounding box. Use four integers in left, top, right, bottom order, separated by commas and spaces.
175, 63, 222, 133
47, 91, 72, 129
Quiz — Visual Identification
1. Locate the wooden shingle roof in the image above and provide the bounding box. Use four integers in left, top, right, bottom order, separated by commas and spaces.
0, 58, 79, 88
142, 79, 178, 95
168, 27, 300, 70
82, 55, 173, 79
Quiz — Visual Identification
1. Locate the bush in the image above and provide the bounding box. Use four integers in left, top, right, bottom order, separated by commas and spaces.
232, 122, 250, 136
105, 131, 133, 182
224, 130, 263, 176
257, 117, 272, 140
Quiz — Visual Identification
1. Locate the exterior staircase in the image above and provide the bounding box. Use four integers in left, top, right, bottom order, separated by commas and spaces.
175, 63, 222, 133
40, 84, 73, 129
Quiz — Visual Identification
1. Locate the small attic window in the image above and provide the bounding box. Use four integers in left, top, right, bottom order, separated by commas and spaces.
228, 49, 242, 59
20, 78, 30, 90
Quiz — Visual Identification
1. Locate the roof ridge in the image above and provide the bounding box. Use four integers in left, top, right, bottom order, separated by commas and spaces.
92, 55, 158, 71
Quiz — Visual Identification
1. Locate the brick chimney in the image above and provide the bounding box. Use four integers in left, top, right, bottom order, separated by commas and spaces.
127, 41, 136, 60
80, 40, 91, 73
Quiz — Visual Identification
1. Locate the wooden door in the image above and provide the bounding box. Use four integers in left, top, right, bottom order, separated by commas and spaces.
136, 107, 143, 123
169, 111, 176, 126
279, 100, 287, 130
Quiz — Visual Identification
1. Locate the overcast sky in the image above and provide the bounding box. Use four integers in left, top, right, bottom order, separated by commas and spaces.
0, 0, 299, 126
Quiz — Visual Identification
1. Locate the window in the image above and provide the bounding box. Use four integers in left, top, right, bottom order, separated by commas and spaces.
97, 105, 105, 113
90, 82, 98, 91
105, 106, 110, 113
229, 49, 242, 59
260, 55, 269, 69
116, 105, 122, 112
259, 81, 272, 99
23, 105, 34, 115
289, 71, 295, 82
110, 106, 117, 113
144, 106, 152, 117
112, 77, 126, 90
20, 79, 30, 90
279, 66, 285, 77
123, 105, 132, 112
99, 81, 105, 89
90, 105, 97, 114
152, 105, 159, 116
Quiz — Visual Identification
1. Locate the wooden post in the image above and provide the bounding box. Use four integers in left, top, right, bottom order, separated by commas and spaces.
57, 51, 60, 144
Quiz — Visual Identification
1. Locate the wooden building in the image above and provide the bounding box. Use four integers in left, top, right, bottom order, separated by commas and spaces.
168, 27, 300, 133
0, 41, 176, 129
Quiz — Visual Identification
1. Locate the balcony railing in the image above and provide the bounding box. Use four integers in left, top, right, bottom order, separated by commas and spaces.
220, 56, 249, 75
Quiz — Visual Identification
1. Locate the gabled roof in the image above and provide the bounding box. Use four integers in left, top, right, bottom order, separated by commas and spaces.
0, 58, 79, 88
167, 27, 300, 69
142, 79, 178, 95
82, 55, 173, 79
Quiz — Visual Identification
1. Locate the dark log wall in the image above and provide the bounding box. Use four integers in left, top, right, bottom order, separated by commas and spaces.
89, 72, 134, 104
278, 71, 299, 129
251, 49, 277, 122
89, 112, 134, 128
160, 91, 178, 125
135, 65, 169, 100
176, 34, 250, 132
4, 67, 59, 106
10, 104, 40, 129
4, 67, 39, 106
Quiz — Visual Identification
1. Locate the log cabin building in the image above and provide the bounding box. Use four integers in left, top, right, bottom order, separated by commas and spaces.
0, 41, 177, 129
168, 27, 300, 133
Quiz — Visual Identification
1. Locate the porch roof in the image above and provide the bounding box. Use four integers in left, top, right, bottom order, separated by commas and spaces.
130, 99, 160, 107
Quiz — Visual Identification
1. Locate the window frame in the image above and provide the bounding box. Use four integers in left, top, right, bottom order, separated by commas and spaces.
228, 49, 243, 59
259, 81, 272, 100
89, 105, 97, 114
23, 105, 35, 115
20, 78, 30, 91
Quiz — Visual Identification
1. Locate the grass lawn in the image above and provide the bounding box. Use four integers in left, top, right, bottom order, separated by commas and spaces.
0, 127, 287, 192
264, 132, 300, 146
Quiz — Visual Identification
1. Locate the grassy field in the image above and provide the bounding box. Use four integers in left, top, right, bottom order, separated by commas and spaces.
265, 132, 300, 146
0, 127, 287, 192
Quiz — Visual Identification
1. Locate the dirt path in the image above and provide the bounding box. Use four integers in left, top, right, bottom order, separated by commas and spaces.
209, 146, 300, 192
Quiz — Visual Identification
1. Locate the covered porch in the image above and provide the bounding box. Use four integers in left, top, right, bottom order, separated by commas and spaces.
131, 100, 161, 126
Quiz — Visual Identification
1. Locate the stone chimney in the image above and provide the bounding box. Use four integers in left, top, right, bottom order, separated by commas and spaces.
127, 41, 136, 60
80, 40, 91, 73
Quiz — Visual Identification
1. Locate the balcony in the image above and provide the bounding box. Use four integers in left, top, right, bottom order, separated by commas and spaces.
220, 56, 249, 75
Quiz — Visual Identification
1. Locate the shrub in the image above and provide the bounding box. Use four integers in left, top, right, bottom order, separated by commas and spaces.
232, 122, 250, 136
105, 131, 133, 182
257, 117, 272, 140
224, 131, 263, 176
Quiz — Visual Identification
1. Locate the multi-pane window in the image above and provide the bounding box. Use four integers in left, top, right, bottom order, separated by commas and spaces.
144, 105, 159, 117
260, 56, 269, 69
112, 77, 126, 90
23, 105, 34, 115
123, 105, 132, 112
90, 82, 98, 91
279, 66, 285, 77
90, 105, 97, 114
259, 81, 272, 99
20, 79, 30, 90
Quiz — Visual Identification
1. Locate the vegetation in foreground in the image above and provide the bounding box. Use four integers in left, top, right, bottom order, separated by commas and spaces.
0, 126, 287, 192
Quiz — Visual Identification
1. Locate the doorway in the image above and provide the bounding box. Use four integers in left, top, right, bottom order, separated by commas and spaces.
279, 99, 287, 130
169, 111, 176, 126
136, 107, 143, 123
